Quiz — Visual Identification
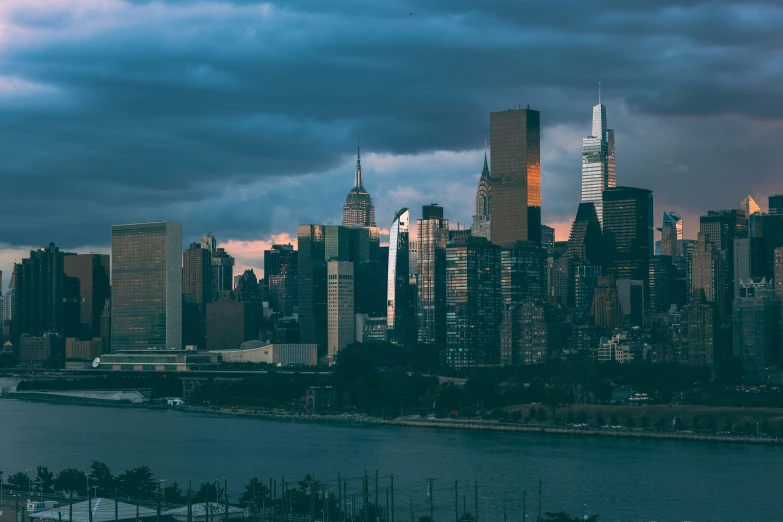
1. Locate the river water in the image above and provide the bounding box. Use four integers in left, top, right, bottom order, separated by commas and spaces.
0, 397, 781, 522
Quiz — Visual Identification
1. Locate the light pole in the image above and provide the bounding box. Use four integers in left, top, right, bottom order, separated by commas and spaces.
26, 470, 33, 500
159, 480, 168, 507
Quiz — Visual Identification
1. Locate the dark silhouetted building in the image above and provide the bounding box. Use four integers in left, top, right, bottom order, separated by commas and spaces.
602, 187, 654, 293
592, 276, 623, 330
445, 237, 502, 368
490, 107, 541, 245
298, 224, 327, 355
183, 242, 212, 304
540, 225, 555, 251
63, 253, 111, 342
14, 243, 70, 338
264, 244, 297, 280
733, 279, 780, 381
649, 255, 675, 313
19, 333, 64, 364
680, 301, 715, 367
700, 209, 748, 320
206, 295, 261, 351
211, 247, 235, 297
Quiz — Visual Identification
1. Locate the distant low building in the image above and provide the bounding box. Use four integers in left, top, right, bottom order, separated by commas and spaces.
19, 333, 65, 364
97, 351, 215, 371
211, 343, 317, 366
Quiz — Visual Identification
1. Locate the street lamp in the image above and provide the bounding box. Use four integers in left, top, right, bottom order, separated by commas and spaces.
159, 480, 168, 507
26, 470, 32, 500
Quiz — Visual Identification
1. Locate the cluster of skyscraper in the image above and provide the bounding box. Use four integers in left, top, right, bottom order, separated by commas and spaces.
1, 96, 782, 381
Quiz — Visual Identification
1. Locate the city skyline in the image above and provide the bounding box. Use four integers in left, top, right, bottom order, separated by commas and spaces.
1, 1, 783, 288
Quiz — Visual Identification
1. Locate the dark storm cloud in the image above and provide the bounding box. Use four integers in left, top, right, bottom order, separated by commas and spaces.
0, 0, 781, 259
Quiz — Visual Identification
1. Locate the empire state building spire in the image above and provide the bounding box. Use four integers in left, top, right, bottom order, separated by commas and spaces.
343, 140, 376, 227
355, 139, 363, 188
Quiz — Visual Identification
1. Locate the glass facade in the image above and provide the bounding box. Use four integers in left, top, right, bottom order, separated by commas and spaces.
489, 108, 540, 246
63, 253, 111, 340
581, 102, 616, 226
297, 224, 327, 355
445, 237, 501, 368
387, 208, 415, 344
602, 186, 654, 285
111, 221, 182, 351
648, 255, 675, 312
417, 205, 449, 345
660, 211, 682, 258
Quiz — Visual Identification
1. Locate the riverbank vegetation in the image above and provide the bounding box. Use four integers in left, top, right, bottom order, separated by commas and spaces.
11, 343, 783, 429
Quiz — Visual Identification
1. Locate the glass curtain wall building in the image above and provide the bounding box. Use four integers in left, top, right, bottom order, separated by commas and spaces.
387, 208, 416, 345
581, 98, 616, 226
417, 204, 449, 346
489, 107, 541, 245
111, 221, 182, 351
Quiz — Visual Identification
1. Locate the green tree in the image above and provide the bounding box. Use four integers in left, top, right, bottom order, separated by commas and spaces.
36, 467, 55, 494
116, 466, 157, 500
535, 407, 548, 423
54, 468, 88, 495
654, 418, 666, 429
7, 471, 31, 491
194, 482, 224, 503
88, 461, 114, 496
625, 416, 636, 429
595, 413, 606, 427
526, 407, 537, 422
576, 410, 588, 424
566, 411, 575, 424
163, 482, 186, 505
239, 478, 270, 509
610, 413, 619, 426
640, 414, 650, 428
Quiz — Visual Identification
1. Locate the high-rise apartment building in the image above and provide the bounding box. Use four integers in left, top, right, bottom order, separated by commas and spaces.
700, 209, 748, 320
574, 265, 602, 323
501, 241, 549, 305
769, 194, 783, 215
691, 233, 717, 303
183, 242, 212, 304
733, 279, 780, 381
471, 147, 491, 241
14, 243, 68, 337
566, 202, 604, 306
581, 96, 616, 225
342, 145, 376, 227
733, 237, 770, 298
417, 204, 449, 346
298, 224, 327, 355
264, 244, 297, 279
201, 234, 217, 253
680, 302, 715, 366
63, 254, 111, 340
591, 276, 623, 330
211, 247, 235, 297
111, 221, 182, 351
659, 211, 682, 258
602, 187, 654, 290
489, 107, 541, 245
445, 237, 502, 368
540, 225, 555, 251
327, 261, 354, 356
387, 208, 416, 345
649, 255, 675, 313
774, 247, 783, 300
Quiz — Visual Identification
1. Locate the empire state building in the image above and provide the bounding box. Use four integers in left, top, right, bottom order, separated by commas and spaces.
342, 144, 377, 227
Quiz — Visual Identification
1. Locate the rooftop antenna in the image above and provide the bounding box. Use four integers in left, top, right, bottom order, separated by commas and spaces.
599, 82, 602, 105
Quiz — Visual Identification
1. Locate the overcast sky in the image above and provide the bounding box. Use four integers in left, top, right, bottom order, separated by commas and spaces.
2, 0, 783, 289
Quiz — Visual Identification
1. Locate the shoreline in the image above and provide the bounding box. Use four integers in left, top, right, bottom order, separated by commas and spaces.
4, 394, 782, 446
